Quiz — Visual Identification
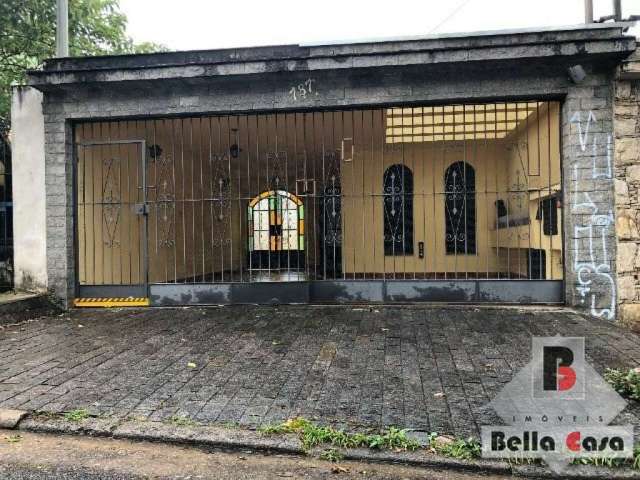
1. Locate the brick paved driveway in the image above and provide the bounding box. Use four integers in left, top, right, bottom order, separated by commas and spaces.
0, 306, 639, 437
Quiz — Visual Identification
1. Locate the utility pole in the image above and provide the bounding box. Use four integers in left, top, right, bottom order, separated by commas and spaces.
56, 0, 69, 57
613, 0, 623, 21
584, 0, 594, 23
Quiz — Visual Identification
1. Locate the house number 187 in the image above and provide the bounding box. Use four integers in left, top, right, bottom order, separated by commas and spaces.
289, 78, 318, 101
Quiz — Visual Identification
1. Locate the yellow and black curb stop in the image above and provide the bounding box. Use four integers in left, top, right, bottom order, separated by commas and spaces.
74, 297, 150, 308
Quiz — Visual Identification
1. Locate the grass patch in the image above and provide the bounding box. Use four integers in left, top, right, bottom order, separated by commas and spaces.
319, 448, 344, 462
572, 444, 640, 470
428, 434, 481, 460
259, 417, 420, 451
167, 415, 198, 427
63, 409, 90, 422
604, 368, 640, 401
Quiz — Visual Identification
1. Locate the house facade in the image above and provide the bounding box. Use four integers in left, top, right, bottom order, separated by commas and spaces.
12, 23, 640, 322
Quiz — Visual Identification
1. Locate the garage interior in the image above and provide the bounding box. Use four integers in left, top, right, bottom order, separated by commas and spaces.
74, 100, 563, 303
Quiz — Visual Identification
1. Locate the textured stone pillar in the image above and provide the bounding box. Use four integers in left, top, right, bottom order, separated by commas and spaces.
614, 50, 640, 329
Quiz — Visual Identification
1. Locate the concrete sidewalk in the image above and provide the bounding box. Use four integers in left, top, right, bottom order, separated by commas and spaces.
0, 305, 638, 438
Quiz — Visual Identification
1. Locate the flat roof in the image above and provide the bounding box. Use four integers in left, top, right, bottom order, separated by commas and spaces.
37, 22, 636, 72
27, 22, 637, 90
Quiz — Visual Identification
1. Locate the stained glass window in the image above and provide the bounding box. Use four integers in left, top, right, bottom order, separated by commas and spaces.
248, 190, 304, 252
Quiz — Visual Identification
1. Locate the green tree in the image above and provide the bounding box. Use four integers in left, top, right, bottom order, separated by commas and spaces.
0, 0, 164, 131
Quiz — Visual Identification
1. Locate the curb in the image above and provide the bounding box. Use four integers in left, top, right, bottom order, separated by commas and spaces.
10, 413, 640, 479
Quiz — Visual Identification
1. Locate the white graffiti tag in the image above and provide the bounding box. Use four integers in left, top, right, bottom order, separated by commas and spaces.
570, 111, 616, 319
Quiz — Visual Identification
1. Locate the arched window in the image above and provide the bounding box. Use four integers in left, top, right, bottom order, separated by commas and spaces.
248, 190, 304, 252
445, 161, 476, 254
383, 164, 413, 255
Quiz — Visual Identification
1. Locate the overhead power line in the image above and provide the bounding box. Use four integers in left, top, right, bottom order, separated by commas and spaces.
428, 0, 475, 34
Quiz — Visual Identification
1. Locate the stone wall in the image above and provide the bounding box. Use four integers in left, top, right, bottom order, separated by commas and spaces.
614, 50, 640, 329
562, 67, 618, 320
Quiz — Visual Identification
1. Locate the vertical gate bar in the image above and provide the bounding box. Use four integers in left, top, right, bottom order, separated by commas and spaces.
440, 107, 446, 281
99, 123, 105, 285
226, 116, 233, 282
528, 102, 534, 280
214, 117, 222, 281
253, 114, 259, 279
170, 119, 178, 283
539, 101, 546, 280
502, 103, 508, 279
189, 118, 195, 283
240, 114, 246, 282
422, 106, 428, 280
431, 106, 437, 280
463, 104, 468, 280
516, 101, 522, 280
380, 108, 385, 280
321, 111, 326, 281
536, 101, 543, 280
308, 113, 313, 280
292, 113, 298, 279
236, 116, 243, 283
207, 116, 214, 283
411, 106, 417, 280
81, 138, 88, 286
471, 104, 476, 279
337, 110, 344, 281
266, 114, 272, 277
180, 118, 186, 283
123, 123, 131, 285
304, 113, 311, 281
94, 124, 100, 285
370, 108, 376, 281
348, 109, 354, 280
141, 136, 148, 293
120, 123, 126, 285
253, 115, 263, 276
491, 103, 500, 279
400, 106, 406, 280
361, 109, 366, 280
153, 119, 165, 283
313, 112, 319, 281
453, 106, 459, 279
281, 113, 289, 276
545, 102, 564, 280
535, 102, 542, 280
483, 103, 489, 279
197, 116, 204, 283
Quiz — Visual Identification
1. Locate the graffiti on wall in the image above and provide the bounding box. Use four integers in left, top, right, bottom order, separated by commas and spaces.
570, 111, 616, 319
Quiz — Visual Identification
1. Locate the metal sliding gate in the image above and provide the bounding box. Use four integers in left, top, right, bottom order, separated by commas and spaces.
75, 101, 564, 305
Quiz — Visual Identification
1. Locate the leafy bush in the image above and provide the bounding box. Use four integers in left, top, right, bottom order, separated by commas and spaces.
604, 368, 640, 400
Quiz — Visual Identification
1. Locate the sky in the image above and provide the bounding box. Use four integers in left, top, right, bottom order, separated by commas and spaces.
119, 0, 640, 51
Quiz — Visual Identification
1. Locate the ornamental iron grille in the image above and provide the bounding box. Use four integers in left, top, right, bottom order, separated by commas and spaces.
445, 161, 476, 255
383, 164, 413, 255
320, 149, 342, 277
101, 157, 121, 248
